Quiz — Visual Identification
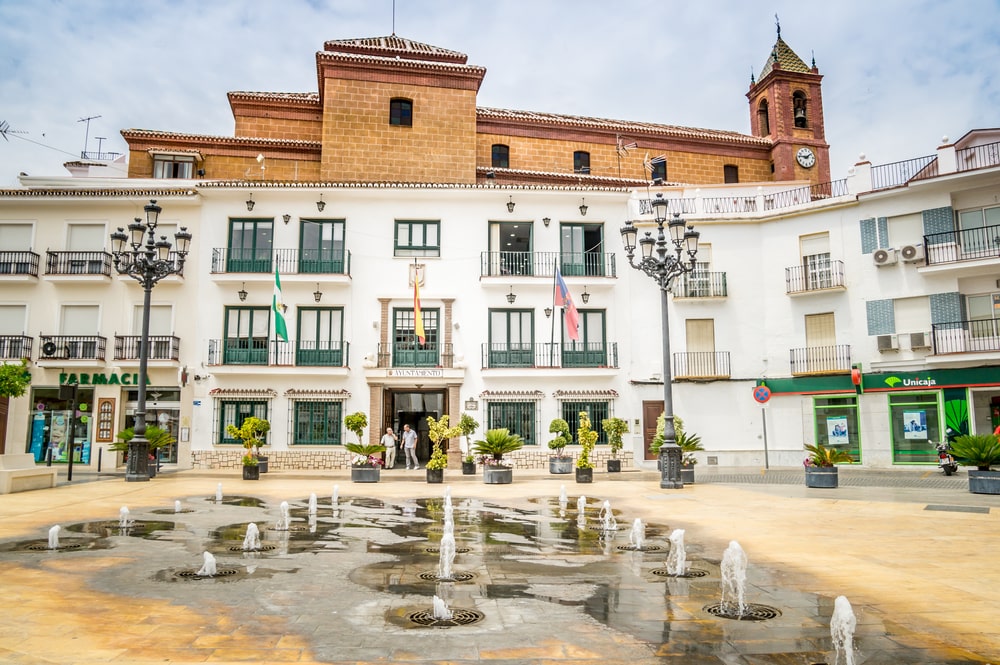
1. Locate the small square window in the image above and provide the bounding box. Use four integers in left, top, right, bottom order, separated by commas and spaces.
394, 220, 440, 257
724, 165, 739, 183
492, 144, 509, 169
574, 151, 590, 174
390, 98, 413, 127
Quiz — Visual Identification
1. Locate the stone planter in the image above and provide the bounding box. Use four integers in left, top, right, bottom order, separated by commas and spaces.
549, 457, 573, 474
242, 465, 260, 481
483, 466, 512, 484
607, 459, 621, 473
968, 469, 1000, 494
575, 467, 594, 483
351, 465, 381, 483
257, 455, 269, 473
148, 462, 157, 479
680, 463, 695, 485
461, 461, 477, 475
804, 466, 838, 488
426, 468, 444, 484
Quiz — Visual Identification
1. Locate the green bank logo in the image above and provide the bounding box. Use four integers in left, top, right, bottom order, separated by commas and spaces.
884, 377, 902, 387
884, 375, 936, 388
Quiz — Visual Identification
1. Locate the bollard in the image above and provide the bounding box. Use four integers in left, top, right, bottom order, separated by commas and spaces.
97, 448, 102, 473
45, 447, 52, 467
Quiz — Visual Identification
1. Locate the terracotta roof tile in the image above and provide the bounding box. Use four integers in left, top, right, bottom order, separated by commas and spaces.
758, 37, 811, 79
323, 35, 469, 64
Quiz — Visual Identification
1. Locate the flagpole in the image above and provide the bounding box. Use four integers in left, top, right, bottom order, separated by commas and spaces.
550, 260, 557, 367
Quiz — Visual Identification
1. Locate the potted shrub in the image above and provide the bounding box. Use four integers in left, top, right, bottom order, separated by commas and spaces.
547, 418, 573, 474
458, 414, 480, 475
344, 411, 384, 483
949, 433, 1000, 494
602, 416, 628, 473
472, 428, 524, 484
675, 415, 703, 484
803, 442, 853, 488
425, 415, 461, 484
575, 411, 597, 483
225, 417, 270, 481
113, 425, 176, 478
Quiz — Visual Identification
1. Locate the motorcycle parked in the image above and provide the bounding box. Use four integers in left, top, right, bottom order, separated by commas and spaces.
936, 440, 959, 476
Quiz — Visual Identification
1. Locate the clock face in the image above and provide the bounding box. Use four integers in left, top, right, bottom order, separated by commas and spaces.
796, 147, 816, 168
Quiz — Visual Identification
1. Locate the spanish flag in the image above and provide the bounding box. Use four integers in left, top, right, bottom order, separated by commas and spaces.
414, 275, 425, 344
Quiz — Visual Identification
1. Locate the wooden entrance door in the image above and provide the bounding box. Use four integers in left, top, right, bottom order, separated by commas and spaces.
642, 400, 663, 460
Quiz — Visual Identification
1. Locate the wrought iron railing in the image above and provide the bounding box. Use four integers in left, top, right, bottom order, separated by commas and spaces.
211, 248, 351, 275
789, 344, 852, 375
295, 340, 350, 367
480, 251, 616, 278
39, 335, 107, 360
636, 197, 696, 216
114, 335, 180, 361
956, 140, 1000, 172
480, 342, 618, 369
377, 342, 454, 368
785, 260, 846, 294
0, 251, 40, 276
701, 195, 758, 214
673, 351, 731, 379
923, 223, 1000, 265
0, 335, 32, 359
207, 338, 350, 367
931, 320, 1000, 354
672, 271, 727, 298
763, 180, 849, 211
871, 155, 938, 190
45, 251, 112, 276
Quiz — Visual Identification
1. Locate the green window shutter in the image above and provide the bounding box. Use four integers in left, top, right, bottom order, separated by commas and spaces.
930, 292, 963, 329
866, 299, 895, 335
859, 218, 877, 254
922, 207, 954, 244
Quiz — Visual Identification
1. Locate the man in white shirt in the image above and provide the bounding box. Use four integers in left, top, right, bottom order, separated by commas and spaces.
402, 424, 419, 470
380, 427, 398, 469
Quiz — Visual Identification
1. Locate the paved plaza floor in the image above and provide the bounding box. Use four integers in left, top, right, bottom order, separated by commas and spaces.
0, 465, 997, 664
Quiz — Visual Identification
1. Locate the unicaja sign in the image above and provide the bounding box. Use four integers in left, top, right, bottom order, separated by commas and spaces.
883, 375, 937, 388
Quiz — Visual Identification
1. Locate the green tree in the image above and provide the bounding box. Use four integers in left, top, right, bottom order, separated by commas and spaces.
576, 411, 598, 469
602, 416, 629, 460
426, 415, 462, 470
0, 359, 31, 399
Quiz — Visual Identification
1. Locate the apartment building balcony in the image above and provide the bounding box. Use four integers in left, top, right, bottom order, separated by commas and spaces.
114, 335, 180, 363
785, 260, 846, 295
673, 351, 731, 380
930, 320, 1000, 355
210, 248, 351, 283
480, 251, 616, 279
45, 251, 111, 279
0, 251, 40, 278
480, 342, 619, 369
790, 344, 852, 376
0, 335, 33, 360
206, 339, 351, 370
37, 335, 107, 362
672, 272, 728, 299
377, 342, 453, 368
922, 224, 1000, 275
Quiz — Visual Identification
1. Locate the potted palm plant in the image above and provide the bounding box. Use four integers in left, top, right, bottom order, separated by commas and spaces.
458, 413, 480, 475
547, 418, 573, 474
803, 442, 853, 488
472, 428, 524, 484
676, 415, 703, 484
602, 416, 628, 473
113, 425, 176, 478
949, 433, 1000, 494
575, 411, 597, 483
425, 415, 461, 483
343, 411, 384, 483
224, 417, 270, 481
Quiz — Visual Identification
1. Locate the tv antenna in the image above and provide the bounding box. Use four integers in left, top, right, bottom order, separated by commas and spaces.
0, 120, 27, 142
78, 115, 101, 158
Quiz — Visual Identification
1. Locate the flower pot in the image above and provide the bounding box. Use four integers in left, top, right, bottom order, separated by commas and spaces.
148, 463, 157, 479
242, 465, 260, 480
426, 468, 444, 484
680, 463, 695, 485
351, 465, 381, 483
549, 457, 573, 474
483, 467, 512, 484
575, 467, 593, 483
461, 461, 476, 475
968, 469, 1000, 494
607, 459, 621, 473
805, 465, 838, 488
257, 455, 269, 473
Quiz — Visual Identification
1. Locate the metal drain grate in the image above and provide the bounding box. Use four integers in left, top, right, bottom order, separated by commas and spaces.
418, 571, 475, 582
617, 545, 662, 552
176, 568, 240, 579
228, 544, 277, 552
652, 567, 708, 578
266, 525, 307, 532
703, 602, 781, 621
425, 547, 470, 554
588, 526, 619, 532
407, 607, 484, 627
25, 542, 84, 551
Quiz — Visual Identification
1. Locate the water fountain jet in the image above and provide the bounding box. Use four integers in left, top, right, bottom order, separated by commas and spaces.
438, 532, 456, 580
308, 493, 317, 518
275, 501, 291, 531
432, 595, 453, 620
666, 529, 687, 575
720, 541, 748, 616
831, 595, 857, 665
197, 551, 217, 577
216, 483, 223, 502
174, 500, 182, 513
48, 525, 60, 550
242, 523, 261, 551
599, 500, 617, 532
118, 506, 133, 529
628, 518, 645, 550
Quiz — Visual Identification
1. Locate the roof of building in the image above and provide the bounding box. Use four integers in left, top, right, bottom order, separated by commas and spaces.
758, 37, 813, 79
323, 35, 470, 64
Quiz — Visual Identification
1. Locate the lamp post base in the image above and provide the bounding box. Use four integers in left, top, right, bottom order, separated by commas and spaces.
125, 440, 150, 483
659, 445, 684, 490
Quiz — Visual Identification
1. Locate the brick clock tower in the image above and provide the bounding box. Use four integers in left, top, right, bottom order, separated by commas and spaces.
747, 26, 830, 184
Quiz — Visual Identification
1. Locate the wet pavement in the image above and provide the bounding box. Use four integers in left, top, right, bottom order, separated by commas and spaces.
0, 465, 998, 664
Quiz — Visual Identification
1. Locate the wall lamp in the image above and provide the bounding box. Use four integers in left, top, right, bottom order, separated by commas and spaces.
245, 193, 255, 212
313, 283, 323, 303
316, 193, 326, 212
544, 307, 552, 318
506, 286, 517, 304
238, 282, 248, 302
282, 213, 291, 225
542, 217, 551, 227
579, 198, 588, 216
581, 287, 590, 304
507, 195, 516, 213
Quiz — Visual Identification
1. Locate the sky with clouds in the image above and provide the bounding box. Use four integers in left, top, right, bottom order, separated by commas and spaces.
1, 0, 998, 187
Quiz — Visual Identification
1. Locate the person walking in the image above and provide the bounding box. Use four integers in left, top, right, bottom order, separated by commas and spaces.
402, 423, 419, 470
380, 427, 398, 469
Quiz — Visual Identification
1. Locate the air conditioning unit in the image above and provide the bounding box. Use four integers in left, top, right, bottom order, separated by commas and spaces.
909, 331, 932, 350
900, 243, 925, 263
876, 334, 899, 352
40, 340, 69, 358
872, 247, 898, 266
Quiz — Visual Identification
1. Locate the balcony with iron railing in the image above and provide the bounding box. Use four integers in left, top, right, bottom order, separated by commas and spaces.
38, 335, 107, 361
207, 339, 350, 367
480, 251, 616, 278
45, 251, 112, 276
955, 140, 1000, 172
790, 344, 852, 376
0, 251, 40, 277
785, 260, 846, 295
870, 155, 939, 191
378, 342, 453, 368
924, 223, 1000, 266
763, 179, 850, 209
211, 248, 351, 275
672, 272, 727, 298
114, 335, 181, 362
0, 335, 32, 359
480, 342, 619, 369
673, 351, 731, 379
931, 320, 1000, 355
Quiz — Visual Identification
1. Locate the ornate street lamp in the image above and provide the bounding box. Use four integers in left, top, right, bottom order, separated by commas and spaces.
110, 200, 192, 482
620, 193, 700, 489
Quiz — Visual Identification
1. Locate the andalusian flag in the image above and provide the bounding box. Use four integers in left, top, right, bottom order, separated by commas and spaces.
414, 273, 425, 344
273, 268, 288, 342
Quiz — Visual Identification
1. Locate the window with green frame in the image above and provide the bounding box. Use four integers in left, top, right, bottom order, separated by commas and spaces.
561, 401, 609, 445
562, 310, 607, 367
299, 220, 345, 274
812, 395, 860, 462
292, 401, 343, 445
889, 392, 941, 464
224, 307, 270, 365
296, 307, 344, 366
217, 399, 269, 444
488, 309, 533, 367
487, 401, 536, 446
395, 220, 439, 257
227, 219, 273, 272
393, 308, 439, 366
560, 223, 605, 276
